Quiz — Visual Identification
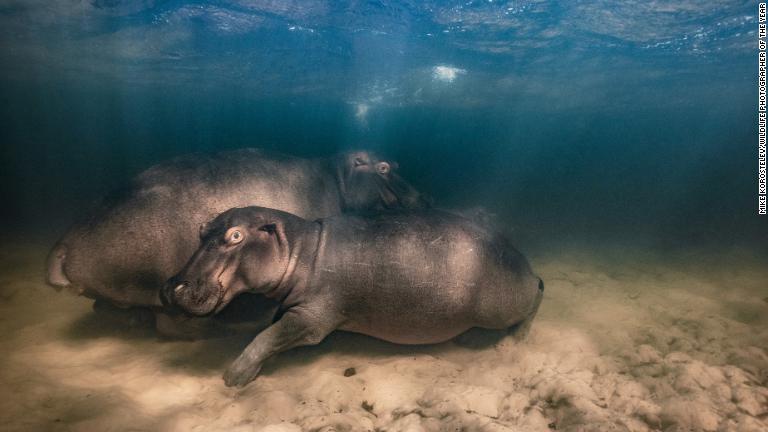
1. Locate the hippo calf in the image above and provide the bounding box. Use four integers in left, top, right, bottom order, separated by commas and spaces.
162, 206, 544, 387
46, 148, 428, 337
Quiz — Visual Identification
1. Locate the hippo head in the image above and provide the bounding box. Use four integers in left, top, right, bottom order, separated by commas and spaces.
335, 151, 430, 212
161, 207, 299, 316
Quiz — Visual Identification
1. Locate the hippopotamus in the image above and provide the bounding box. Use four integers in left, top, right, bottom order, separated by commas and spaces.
46, 148, 428, 336
161, 206, 544, 387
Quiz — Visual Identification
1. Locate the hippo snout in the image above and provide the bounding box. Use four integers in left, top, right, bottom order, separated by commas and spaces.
161, 277, 221, 317
169, 280, 191, 297
46, 244, 71, 290
160, 278, 188, 314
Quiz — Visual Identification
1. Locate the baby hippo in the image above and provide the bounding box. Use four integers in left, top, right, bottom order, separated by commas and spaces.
162, 207, 544, 387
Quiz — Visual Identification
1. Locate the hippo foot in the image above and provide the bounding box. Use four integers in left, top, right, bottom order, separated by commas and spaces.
155, 313, 231, 340
223, 358, 262, 388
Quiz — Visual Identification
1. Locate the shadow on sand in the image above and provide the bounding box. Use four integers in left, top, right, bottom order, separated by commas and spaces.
60, 299, 519, 380
63, 310, 157, 341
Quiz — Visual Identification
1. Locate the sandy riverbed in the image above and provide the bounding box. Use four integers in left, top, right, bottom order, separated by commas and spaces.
0, 241, 766, 431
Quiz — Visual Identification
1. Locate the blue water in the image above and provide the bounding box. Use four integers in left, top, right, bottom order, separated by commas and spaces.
0, 1, 762, 248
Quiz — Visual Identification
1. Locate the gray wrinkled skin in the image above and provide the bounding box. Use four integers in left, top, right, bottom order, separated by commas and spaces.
46, 149, 427, 337
162, 207, 544, 387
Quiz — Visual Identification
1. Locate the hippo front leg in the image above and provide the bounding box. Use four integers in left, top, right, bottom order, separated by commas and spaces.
223, 308, 337, 388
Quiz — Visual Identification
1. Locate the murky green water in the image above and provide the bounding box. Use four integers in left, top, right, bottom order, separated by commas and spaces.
0, 1, 765, 431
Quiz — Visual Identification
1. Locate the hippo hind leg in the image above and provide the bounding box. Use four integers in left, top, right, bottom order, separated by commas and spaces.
455, 284, 542, 348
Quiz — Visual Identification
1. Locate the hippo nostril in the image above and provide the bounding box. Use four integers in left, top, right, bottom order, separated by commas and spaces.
174, 282, 189, 295
160, 280, 188, 313
538, 279, 544, 292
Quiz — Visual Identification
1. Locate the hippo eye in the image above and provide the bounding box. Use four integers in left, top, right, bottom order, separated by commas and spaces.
226, 228, 244, 245
353, 157, 366, 167
376, 162, 390, 175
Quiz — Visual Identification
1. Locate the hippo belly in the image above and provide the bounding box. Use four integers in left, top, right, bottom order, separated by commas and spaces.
339, 318, 473, 345
335, 276, 480, 344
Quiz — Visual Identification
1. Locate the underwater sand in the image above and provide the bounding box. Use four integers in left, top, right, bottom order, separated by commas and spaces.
0, 241, 766, 432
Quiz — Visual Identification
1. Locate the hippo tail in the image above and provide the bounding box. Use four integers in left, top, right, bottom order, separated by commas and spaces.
46, 242, 71, 290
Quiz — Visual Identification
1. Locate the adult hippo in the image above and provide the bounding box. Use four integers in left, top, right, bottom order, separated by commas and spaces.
46, 148, 428, 336
161, 206, 544, 387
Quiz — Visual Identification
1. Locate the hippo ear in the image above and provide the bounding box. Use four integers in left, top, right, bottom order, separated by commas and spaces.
256, 223, 287, 248
199, 212, 220, 239
257, 223, 277, 234
199, 221, 212, 239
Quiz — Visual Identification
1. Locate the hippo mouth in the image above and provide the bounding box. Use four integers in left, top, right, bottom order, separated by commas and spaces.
210, 260, 237, 315
376, 173, 428, 209
210, 281, 228, 315
164, 275, 224, 317
164, 243, 243, 317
